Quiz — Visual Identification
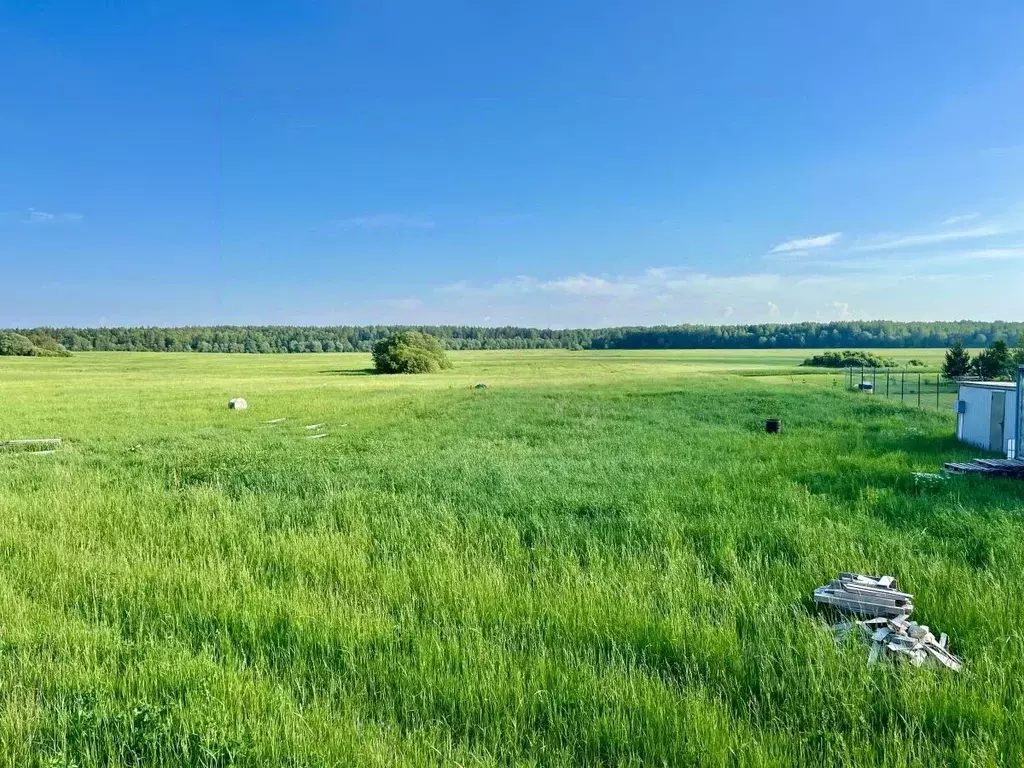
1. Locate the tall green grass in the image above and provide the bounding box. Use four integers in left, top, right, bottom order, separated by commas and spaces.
0, 350, 1021, 766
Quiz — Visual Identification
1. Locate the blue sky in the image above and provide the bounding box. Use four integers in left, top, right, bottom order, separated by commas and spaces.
2, 1, 1023, 328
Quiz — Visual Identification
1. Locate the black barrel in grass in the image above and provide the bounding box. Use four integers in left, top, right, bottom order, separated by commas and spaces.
765, 418, 781, 434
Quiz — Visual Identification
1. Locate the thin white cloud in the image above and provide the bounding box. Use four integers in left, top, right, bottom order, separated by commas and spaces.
477, 213, 533, 226
439, 280, 472, 294
20, 208, 83, 224
334, 213, 434, 229
980, 144, 1024, 157
537, 274, 638, 297
769, 232, 842, 254
852, 225, 1002, 252
443, 268, 782, 301
959, 247, 1024, 260
942, 213, 980, 226
380, 298, 424, 312
831, 301, 852, 320
417, 260, 1021, 327
795, 246, 1024, 273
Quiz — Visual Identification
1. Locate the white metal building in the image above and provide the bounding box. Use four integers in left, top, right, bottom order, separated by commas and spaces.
956, 374, 1022, 456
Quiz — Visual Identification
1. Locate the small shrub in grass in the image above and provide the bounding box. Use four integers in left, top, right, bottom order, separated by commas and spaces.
801, 350, 895, 368
372, 331, 452, 374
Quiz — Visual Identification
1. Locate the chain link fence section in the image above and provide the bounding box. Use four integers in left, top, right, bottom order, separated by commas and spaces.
846, 366, 959, 411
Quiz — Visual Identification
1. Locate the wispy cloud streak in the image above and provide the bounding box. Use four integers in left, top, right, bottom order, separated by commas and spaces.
333, 213, 434, 229
852, 225, 1002, 251
14, 208, 84, 224
769, 233, 841, 253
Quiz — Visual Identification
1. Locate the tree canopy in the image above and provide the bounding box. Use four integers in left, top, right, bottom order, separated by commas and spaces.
941, 341, 973, 379
3, 321, 1023, 354
372, 332, 453, 374
971, 340, 1017, 381
0, 331, 71, 357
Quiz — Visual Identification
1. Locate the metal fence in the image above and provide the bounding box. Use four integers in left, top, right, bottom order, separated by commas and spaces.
845, 366, 959, 410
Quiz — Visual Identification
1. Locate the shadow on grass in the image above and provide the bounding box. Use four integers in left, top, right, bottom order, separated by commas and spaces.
318, 368, 376, 376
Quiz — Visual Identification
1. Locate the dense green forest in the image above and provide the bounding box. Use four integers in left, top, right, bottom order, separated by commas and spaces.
5, 321, 1023, 354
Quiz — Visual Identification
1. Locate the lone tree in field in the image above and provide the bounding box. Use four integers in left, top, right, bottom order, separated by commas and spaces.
941, 340, 972, 379
372, 331, 452, 374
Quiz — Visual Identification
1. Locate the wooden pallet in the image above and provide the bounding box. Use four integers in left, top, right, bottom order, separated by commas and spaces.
943, 458, 1024, 478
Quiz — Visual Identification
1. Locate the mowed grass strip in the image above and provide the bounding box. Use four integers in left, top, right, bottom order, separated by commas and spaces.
0, 350, 1021, 766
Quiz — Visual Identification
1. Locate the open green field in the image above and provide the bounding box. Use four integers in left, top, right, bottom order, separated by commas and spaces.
1, 349, 1022, 766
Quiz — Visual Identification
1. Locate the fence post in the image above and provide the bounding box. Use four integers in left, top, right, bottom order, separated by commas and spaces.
936, 374, 940, 409
872, 366, 877, 391
886, 368, 890, 398
901, 371, 905, 401
861, 366, 865, 388
918, 373, 922, 408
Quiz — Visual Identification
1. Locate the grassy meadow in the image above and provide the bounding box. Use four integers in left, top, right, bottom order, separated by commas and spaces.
1, 349, 1023, 766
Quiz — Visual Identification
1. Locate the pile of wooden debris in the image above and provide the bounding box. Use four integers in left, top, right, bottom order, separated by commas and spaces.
814, 572, 962, 671
832, 615, 962, 670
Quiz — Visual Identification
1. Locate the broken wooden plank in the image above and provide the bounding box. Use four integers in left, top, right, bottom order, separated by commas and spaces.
841, 583, 913, 600
925, 644, 962, 671
975, 459, 1009, 468
868, 642, 882, 666
0, 438, 62, 449
814, 594, 912, 618
816, 588, 911, 608
839, 572, 884, 584
944, 462, 991, 474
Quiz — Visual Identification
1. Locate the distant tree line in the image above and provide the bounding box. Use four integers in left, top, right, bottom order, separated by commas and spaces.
5, 321, 1024, 354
